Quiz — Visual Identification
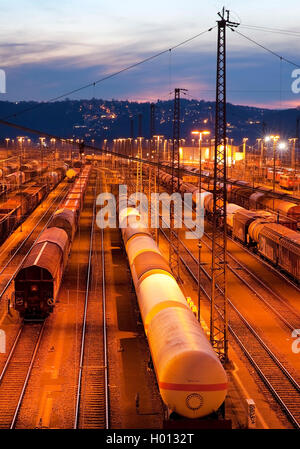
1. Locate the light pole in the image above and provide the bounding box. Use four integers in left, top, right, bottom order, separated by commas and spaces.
289, 137, 297, 192
191, 130, 210, 175
272, 136, 280, 192
243, 137, 248, 181
18, 137, 24, 232
191, 130, 210, 323
153, 135, 163, 244
289, 137, 298, 171
39, 137, 45, 182
5, 138, 10, 159
264, 135, 280, 191
256, 138, 263, 182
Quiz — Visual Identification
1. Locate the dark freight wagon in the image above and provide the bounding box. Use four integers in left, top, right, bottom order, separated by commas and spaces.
14, 227, 69, 319
48, 208, 77, 241
229, 187, 254, 209
0, 201, 22, 230
257, 223, 300, 281
0, 209, 20, 242
278, 233, 300, 280
258, 225, 281, 265
232, 210, 273, 245
14, 165, 92, 319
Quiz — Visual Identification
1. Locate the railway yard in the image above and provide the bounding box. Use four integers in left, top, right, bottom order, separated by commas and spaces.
3, 1, 300, 440
0, 149, 299, 432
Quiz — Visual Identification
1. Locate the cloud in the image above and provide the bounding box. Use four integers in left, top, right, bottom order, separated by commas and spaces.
0, 0, 300, 109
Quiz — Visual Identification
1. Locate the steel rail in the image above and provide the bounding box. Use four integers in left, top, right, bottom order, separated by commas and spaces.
159, 227, 300, 429
0, 322, 45, 429
74, 180, 96, 428
0, 183, 71, 301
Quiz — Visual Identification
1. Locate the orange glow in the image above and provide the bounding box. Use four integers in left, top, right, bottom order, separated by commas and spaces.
191, 130, 210, 136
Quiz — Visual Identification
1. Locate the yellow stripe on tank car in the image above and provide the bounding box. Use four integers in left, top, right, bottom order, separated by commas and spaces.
127, 245, 161, 261
143, 301, 190, 332
138, 268, 175, 284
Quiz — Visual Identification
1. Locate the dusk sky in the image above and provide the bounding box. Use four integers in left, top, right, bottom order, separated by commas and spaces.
1, 0, 300, 109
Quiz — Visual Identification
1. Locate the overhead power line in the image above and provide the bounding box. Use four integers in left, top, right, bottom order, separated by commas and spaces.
1, 25, 216, 122
232, 29, 300, 69
240, 24, 300, 38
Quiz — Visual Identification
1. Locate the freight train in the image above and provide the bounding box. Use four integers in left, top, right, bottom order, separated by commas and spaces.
119, 203, 228, 419
159, 162, 300, 228
0, 166, 67, 247
279, 173, 300, 190
66, 167, 81, 183
157, 168, 300, 282
14, 165, 91, 319
0, 160, 49, 197
228, 185, 300, 226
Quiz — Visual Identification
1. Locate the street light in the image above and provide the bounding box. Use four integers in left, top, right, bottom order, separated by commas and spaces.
191, 130, 210, 323
265, 135, 280, 191
39, 137, 46, 179
17, 137, 25, 232
5, 138, 10, 159
278, 141, 287, 151
153, 135, 164, 244
191, 130, 210, 164
18, 137, 24, 163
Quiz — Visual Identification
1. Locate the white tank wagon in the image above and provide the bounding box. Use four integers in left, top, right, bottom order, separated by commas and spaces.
119, 206, 228, 419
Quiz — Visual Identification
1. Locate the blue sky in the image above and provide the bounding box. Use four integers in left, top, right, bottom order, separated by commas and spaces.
1, 0, 300, 108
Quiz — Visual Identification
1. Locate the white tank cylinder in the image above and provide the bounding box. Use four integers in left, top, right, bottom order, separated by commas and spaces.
126, 235, 161, 265
148, 307, 228, 418
136, 273, 190, 331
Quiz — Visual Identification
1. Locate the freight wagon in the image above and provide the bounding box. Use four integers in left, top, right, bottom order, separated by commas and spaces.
14, 165, 92, 318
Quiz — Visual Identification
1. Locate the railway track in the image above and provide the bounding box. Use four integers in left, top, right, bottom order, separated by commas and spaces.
74, 174, 109, 429
116, 165, 300, 427
175, 198, 300, 332
0, 182, 70, 302
200, 230, 300, 332
0, 322, 45, 429
226, 233, 300, 292
159, 227, 300, 429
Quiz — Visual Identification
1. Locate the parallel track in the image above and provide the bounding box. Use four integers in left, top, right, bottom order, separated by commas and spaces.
74, 173, 109, 429
0, 323, 45, 429
0, 182, 70, 300
160, 227, 300, 429
117, 165, 300, 427
199, 230, 300, 332
178, 200, 300, 332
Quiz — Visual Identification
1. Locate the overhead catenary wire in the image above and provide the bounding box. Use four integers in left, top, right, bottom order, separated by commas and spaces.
3, 18, 300, 134
239, 24, 300, 38
232, 28, 300, 69
1, 25, 216, 122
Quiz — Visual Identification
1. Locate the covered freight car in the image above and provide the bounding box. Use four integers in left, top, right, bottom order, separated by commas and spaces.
0, 208, 20, 242
254, 223, 300, 280
232, 210, 274, 245
48, 208, 77, 241
14, 165, 91, 319
278, 233, 300, 280
14, 227, 69, 318
229, 187, 254, 209
226, 204, 244, 232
